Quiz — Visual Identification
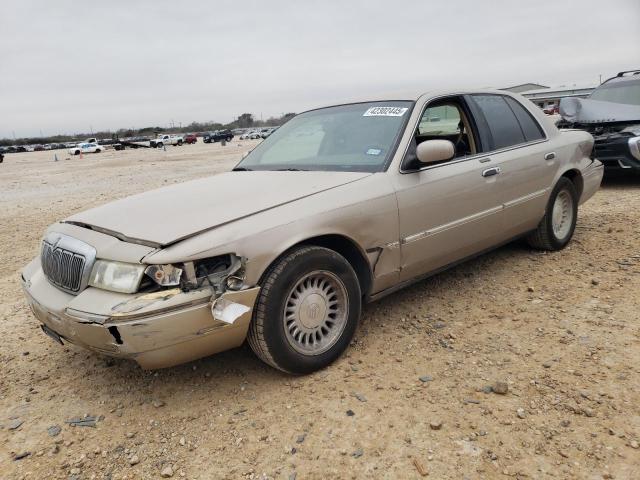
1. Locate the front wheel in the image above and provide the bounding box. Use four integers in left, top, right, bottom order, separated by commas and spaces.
247, 246, 361, 374
527, 177, 578, 251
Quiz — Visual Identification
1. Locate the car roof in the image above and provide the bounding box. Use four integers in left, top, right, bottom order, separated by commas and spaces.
307, 88, 523, 111
601, 73, 640, 86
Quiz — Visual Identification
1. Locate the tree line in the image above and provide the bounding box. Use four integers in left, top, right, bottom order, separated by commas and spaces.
0, 112, 296, 147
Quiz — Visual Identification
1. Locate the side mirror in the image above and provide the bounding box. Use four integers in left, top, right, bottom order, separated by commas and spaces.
416, 140, 455, 165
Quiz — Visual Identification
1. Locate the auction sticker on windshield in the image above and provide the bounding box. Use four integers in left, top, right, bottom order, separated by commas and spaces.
363, 106, 408, 117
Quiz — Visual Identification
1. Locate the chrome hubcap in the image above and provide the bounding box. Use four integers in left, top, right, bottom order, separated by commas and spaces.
552, 189, 573, 239
283, 270, 348, 355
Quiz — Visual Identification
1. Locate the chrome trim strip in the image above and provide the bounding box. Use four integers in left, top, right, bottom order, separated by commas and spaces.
402, 205, 503, 245
503, 188, 548, 209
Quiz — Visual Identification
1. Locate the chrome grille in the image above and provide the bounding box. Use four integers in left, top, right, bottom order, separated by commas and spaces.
40, 233, 96, 294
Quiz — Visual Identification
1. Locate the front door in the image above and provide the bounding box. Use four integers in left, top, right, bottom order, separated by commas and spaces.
392, 97, 506, 282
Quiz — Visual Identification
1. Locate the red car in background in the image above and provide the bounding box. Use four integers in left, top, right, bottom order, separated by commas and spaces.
184, 133, 197, 144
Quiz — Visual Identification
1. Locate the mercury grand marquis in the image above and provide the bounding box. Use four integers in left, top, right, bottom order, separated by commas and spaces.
22, 89, 603, 374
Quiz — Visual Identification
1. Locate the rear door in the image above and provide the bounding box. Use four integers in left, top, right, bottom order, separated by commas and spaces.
466, 94, 556, 237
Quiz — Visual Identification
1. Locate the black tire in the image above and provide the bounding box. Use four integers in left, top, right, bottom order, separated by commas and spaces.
247, 246, 361, 374
157, 142, 163, 148
527, 177, 578, 251
177, 140, 183, 146
226, 136, 232, 142
74, 150, 80, 155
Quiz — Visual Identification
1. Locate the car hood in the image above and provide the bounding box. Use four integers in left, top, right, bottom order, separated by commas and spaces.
559, 97, 640, 124
64, 171, 371, 247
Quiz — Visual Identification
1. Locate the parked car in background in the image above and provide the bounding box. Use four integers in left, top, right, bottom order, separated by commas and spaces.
184, 133, 198, 144
260, 127, 277, 138
559, 69, 640, 170
203, 130, 234, 143
150, 134, 183, 148
68, 143, 104, 155
22, 89, 602, 374
240, 130, 257, 140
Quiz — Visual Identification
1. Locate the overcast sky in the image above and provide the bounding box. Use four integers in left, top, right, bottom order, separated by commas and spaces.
1, 0, 639, 139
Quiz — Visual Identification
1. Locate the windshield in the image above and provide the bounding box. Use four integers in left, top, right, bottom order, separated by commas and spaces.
235, 101, 413, 172
590, 78, 640, 106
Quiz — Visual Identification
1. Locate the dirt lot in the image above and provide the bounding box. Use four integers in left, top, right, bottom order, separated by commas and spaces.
0, 142, 638, 480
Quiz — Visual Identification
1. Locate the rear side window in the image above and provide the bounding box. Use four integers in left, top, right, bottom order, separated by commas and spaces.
504, 97, 545, 142
471, 95, 524, 150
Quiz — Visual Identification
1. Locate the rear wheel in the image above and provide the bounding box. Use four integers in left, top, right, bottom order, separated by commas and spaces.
527, 177, 578, 251
247, 246, 361, 374
74, 150, 80, 155
177, 140, 183, 146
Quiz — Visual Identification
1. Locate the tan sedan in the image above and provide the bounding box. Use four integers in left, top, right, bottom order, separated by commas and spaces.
21, 89, 603, 373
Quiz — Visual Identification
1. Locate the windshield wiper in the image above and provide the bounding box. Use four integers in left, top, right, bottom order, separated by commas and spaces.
275, 168, 308, 171
232, 167, 253, 171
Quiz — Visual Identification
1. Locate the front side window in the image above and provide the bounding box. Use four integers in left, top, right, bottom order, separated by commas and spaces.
235, 101, 413, 172
589, 78, 640, 106
418, 105, 461, 135
413, 100, 476, 158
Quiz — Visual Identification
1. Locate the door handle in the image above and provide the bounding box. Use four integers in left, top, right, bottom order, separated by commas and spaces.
544, 152, 556, 161
482, 166, 501, 177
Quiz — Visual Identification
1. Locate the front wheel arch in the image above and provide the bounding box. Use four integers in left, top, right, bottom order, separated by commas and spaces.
259, 234, 372, 300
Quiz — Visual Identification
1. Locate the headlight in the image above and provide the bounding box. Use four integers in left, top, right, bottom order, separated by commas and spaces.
88, 260, 146, 293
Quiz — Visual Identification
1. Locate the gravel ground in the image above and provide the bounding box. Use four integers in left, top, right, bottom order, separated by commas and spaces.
0, 143, 638, 479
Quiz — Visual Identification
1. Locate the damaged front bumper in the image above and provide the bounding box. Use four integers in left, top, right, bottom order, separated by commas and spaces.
594, 134, 640, 170
21, 257, 260, 369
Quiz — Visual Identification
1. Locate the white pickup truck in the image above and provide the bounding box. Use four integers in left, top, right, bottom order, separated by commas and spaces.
150, 134, 184, 148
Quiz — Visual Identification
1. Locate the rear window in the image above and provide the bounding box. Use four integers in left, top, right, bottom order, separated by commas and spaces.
472, 95, 525, 150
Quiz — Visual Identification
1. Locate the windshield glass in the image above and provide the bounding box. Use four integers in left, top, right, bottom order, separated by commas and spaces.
589, 78, 640, 106
235, 101, 413, 172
